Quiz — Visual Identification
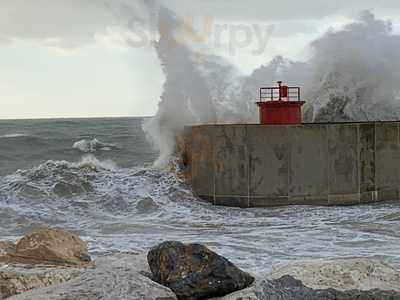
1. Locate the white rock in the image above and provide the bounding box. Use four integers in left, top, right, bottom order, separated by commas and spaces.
8, 254, 177, 300
268, 258, 400, 292
0, 265, 82, 299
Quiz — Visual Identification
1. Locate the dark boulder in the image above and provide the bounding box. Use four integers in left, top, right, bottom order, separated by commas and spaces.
147, 241, 254, 300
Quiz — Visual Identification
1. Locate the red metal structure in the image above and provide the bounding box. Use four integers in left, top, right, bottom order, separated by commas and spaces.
256, 81, 305, 125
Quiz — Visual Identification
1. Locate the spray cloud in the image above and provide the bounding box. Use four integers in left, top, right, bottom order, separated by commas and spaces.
142, 8, 217, 167
143, 9, 400, 167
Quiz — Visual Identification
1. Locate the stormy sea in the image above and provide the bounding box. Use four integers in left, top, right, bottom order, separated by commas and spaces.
1, 117, 400, 276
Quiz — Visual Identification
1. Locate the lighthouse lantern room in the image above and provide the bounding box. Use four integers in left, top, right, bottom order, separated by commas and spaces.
256, 81, 305, 125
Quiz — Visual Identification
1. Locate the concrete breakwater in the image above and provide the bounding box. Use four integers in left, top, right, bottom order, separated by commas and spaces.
183, 122, 400, 207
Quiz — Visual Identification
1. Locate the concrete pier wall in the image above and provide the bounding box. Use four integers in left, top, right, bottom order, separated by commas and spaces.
183, 122, 400, 207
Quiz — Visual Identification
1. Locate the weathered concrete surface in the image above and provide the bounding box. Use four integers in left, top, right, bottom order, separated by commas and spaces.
288, 125, 328, 205
184, 122, 400, 207
249, 126, 288, 207
375, 123, 400, 200
190, 126, 215, 203
215, 126, 249, 207
359, 124, 376, 202
327, 124, 359, 205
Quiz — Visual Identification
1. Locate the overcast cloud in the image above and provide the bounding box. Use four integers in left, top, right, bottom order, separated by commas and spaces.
2, 1, 400, 47
0, 0, 148, 47
1, 1, 400, 118
167, 0, 400, 21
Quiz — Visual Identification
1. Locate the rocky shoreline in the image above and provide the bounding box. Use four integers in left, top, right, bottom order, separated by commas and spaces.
1, 228, 400, 299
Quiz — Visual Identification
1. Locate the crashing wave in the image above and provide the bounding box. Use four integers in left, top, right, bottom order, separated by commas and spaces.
143, 8, 400, 166
0, 155, 118, 203
21, 155, 118, 175
72, 139, 119, 153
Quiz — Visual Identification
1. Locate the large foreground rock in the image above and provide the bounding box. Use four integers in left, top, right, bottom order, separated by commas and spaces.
215, 275, 400, 300
5, 253, 400, 300
0, 228, 91, 298
269, 258, 400, 292
8, 254, 176, 300
0, 265, 82, 299
0, 228, 90, 266
148, 241, 254, 300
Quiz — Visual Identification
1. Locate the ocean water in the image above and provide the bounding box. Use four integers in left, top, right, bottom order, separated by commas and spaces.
1, 117, 400, 275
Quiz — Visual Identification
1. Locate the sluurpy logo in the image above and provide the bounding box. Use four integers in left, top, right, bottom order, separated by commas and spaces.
124, 12, 275, 61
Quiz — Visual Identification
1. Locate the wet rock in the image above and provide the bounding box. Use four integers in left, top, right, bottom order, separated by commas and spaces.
8, 254, 177, 300
147, 241, 254, 300
99, 195, 129, 212
215, 275, 400, 300
53, 179, 92, 197
0, 228, 91, 266
136, 197, 159, 213
0, 265, 82, 299
269, 258, 400, 292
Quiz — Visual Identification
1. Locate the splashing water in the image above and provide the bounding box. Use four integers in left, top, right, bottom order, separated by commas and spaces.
1, 152, 400, 275
73, 138, 119, 153
144, 8, 400, 165
1, 118, 400, 276
143, 7, 218, 167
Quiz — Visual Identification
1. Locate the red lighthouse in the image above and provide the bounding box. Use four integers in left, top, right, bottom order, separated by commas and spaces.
256, 81, 305, 125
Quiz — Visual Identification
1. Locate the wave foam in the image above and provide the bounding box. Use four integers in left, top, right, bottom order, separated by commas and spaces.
0, 133, 31, 139
72, 139, 118, 153
1, 153, 400, 275
72, 155, 118, 171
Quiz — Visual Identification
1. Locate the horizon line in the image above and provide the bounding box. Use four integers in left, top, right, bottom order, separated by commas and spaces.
0, 115, 155, 121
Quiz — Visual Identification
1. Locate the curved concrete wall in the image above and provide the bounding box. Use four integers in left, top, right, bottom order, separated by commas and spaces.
183, 122, 400, 207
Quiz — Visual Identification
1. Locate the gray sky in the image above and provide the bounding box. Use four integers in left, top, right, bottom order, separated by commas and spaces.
1, 0, 400, 119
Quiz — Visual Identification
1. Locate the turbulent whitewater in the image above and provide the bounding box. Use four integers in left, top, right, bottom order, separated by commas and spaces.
1, 118, 400, 276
